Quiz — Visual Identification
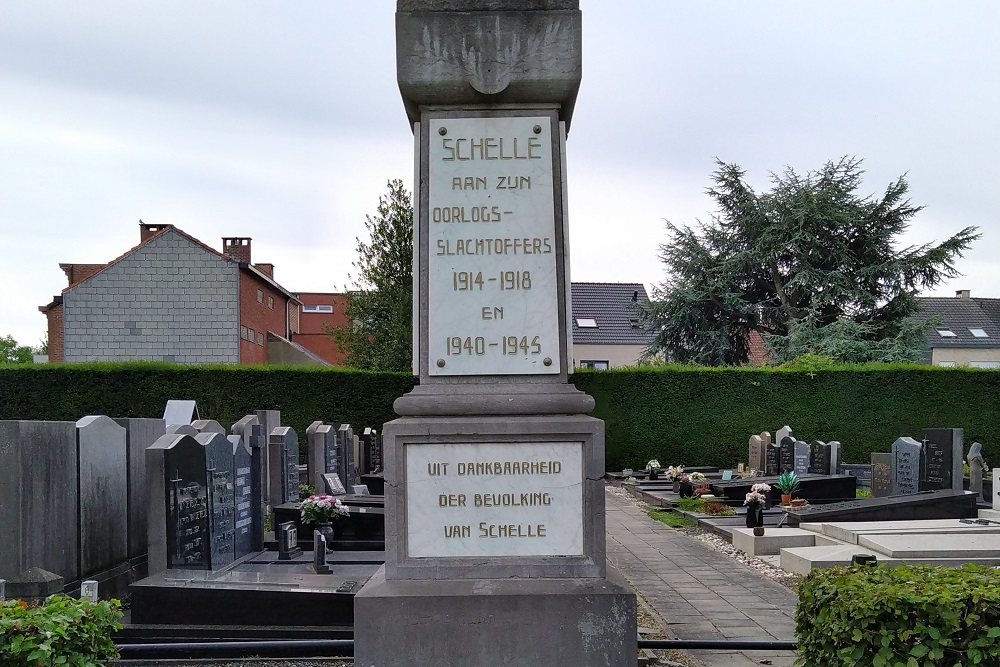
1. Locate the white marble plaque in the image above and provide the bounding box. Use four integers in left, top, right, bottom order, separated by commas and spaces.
427, 116, 561, 375
405, 442, 583, 557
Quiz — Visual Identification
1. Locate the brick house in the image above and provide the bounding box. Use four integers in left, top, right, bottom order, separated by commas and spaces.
915, 290, 1000, 367
39, 223, 327, 365
292, 292, 351, 366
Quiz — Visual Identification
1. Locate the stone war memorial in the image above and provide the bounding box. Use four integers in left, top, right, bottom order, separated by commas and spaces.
353, 2, 637, 666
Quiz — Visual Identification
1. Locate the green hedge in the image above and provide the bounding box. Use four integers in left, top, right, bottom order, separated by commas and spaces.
1, 596, 123, 666
0, 363, 997, 470
795, 564, 1000, 666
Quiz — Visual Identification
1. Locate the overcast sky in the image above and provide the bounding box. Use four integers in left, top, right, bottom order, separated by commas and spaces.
2, 1, 998, 348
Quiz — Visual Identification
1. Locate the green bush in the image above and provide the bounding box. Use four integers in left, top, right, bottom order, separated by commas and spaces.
699, 501, 735, 516
673, 498, 705, 512
1, 595, 123, 666
795, 564, 1000, 666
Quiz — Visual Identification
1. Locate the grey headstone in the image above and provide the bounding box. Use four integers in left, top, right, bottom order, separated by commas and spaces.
307, 421, 339, 491
0, 421, 80, 582
114, 418, 166, 560
362, 427, 382, 475
233, 415, 267, 525
775, 425, 794, 449
4, 567, 64, 605
828, 441, 842, 476
891, 437, 922, 495
337, 424, 355, 489
353, 435, 362, 484
921, 428, 964, 492
166, 424, 198, 436
870, 453, 892, 497
197, 432, 236, 570
748, 435, 764, 472
313, 533, 331, 574
839, 463, 872, 486
192, 419, 226, 435
163, 400, 199, 427
277, 521, 301, 560
269, 426, 300, 505
968, 442, 985, 502
793, 440, 810, 476
146, 433, 209, 573
255, 410, 281, 506
76, 416, 128, 579
229, 434, 257, 560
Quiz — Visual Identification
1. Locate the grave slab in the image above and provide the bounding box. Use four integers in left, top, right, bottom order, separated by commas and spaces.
980, 509, 1000, 521
803, 519, 1000, 544
785, 489, 978, 524
730, 528, 819, 556
710, 474, 856, 503
858, 532, 1000, 559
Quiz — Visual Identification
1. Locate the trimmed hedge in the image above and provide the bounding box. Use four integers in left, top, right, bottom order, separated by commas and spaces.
1, 595, 123, 666
795, 564, 1000, 666
0, 363, 997, 470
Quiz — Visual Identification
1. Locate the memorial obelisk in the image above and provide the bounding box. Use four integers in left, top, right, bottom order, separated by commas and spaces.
353, 3, 637, 665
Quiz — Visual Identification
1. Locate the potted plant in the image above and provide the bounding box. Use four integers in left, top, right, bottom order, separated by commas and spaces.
646, 459, 662, 480
744, 483, 770, 535
775, 471, 800, 505
300, 494, 349, 541
664, 465, 684, 492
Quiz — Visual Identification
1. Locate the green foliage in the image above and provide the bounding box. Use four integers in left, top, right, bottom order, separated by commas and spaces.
1, 595, 123, 666
856, 488, 872, 498
673, 498, 706, 512
642, 157, 980, 365
795, 564, 1000, 666
776, 471, 801, 495
648, 510, 695, 528
298, 483, 315, 500
329, 179, 413, 372
1, 334, 34, 364
699, 501, 735, 516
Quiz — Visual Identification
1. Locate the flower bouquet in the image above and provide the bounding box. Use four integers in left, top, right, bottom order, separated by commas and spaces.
300, 494, 349, 525
646, 459, 662, 480
744, 483, 771, 531
664, 465, 684, 481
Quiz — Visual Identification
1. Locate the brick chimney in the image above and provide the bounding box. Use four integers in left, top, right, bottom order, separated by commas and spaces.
222, 237, 252, 264
956, 289, 971, 300
140, 220, 173, 243
254, 263, 274, 279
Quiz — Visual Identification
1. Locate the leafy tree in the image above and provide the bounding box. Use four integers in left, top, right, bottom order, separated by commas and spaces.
642, 157, 980, 365
328, 179, 413, 372
1, 334, 34, 363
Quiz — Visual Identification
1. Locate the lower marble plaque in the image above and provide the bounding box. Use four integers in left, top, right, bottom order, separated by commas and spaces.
405, 441, 583, 558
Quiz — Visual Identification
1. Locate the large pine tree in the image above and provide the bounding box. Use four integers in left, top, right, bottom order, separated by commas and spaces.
642, 158, 980, 365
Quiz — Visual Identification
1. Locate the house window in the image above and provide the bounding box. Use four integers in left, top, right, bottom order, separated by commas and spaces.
969, 328, 989, 338
268, 296, 274, 310
303, 304, 334, 313
576, 318, 598, 328
629, 317, 640, 329
580, 360, 609, 370
936, 329, 957, 337
257, 332, 264, 346
240, 326, 248, 340
248, 327, 255, 341
970, 361, 1000, 368
257, 289, 264, 303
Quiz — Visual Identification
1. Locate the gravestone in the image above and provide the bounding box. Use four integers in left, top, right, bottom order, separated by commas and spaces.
76, 416, 128, 582
749, 434, 765, 472
968, 442, 985, 502
197, 432, 236, 570
313, 533, 331, 574
870, 453, 892, 497
920, 428, 963, 492
307, 421, 339, 492
827, 441, 842, 477
146, 433, 209, 573
255, 410, 281, 507
994, 468, 1000, 510
229, 434, 259, 561
323, 473, 347, 496
269, 426, 299, 505
362, 427, 382, 474
891, 437, 922, 496
355, 3, 635, 666
793, 440, 810, 476
775, 425, 794, 449
765, 444, 780, 476
779, 436, 795, 473
232, 415, 267, 523
337, 423, 355, 489
0, 421, 79, 583
166, 424, 198, 436
192, 419, 226, 435
785, 489, 977, 525
277, 522, 301, 560
163, 400, 199, 427
114, 418, 166, 564
839, 463, 872, 487
808, 441, 830, 475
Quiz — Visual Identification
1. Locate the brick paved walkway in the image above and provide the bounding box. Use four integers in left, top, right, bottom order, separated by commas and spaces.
605, 487, 799, 667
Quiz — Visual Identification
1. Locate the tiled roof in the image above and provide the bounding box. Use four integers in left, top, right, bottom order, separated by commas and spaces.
915, 296, 1000, 349
570, 282, 654, 345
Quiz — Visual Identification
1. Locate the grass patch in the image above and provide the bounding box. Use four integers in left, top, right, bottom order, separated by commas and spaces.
856, 488, 872, 498
673, 497, 706, 512
648, 510, 696, 528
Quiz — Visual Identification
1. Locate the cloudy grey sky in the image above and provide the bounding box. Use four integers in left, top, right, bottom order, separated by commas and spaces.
2, 1, 998, 348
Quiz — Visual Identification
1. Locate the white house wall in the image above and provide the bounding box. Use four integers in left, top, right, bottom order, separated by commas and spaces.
573, 344, 646, 369
62, 231, 240, 363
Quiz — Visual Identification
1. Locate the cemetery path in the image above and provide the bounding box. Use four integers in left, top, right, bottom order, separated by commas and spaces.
605, 487, 799, 667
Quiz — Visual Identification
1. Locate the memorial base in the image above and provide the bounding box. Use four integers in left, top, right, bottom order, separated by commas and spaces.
354, 565, 637, 667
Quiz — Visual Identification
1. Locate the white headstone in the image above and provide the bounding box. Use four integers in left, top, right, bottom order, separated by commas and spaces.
776, 425, 794, 447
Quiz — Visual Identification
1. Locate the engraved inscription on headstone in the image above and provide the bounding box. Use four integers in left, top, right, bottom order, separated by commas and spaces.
920, 428, 963, 492
871, 453, 892, 497
277, 521, 301, 560
749, 435, 764, 472
765, 444, 780, 476
198, 432, 236, 570
809, 441, 831, 475
323, 473, 347, 496
230, 434, 256, 561
779, 437, 795, 473
163, 436, 209, 569
793, 440, 810, 476
269, 426, 299, 505
338, 424, 355, 489
891, 437, 922, 496
427, 115, 561, 376
363, 427, 382, 474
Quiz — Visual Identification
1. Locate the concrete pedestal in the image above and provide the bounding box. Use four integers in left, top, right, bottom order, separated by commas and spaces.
354, 565, 636, 667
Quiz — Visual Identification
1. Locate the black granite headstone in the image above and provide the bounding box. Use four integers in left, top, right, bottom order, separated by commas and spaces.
784, 489, 977, 525
362, 427, 382, 474
921, 428, 964, 492
230, 434, 258, 561
839, 463, 872, 486
313, 533, 331, 574
765, 444, 780, 476
164, 436, 209, 569
809, 441, 831, 475
793, 440, 810, 476
337, 424, 355, 489
779, 437, 795, 473
277, 521, 301, 560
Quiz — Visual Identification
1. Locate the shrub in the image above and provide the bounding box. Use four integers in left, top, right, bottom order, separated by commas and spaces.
796, 564, 1000, 666
1, 595, 123, 666
674, 498, 705, 512
699, 501, 735, 516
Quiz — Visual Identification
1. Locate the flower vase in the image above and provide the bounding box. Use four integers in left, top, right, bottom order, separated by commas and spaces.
745, 506, 762, 528
679, 482, 693, 498
753, 526, 765, 536
314, 521, 335, 543
649, 469, 659, 480
672, 480, 680, 493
